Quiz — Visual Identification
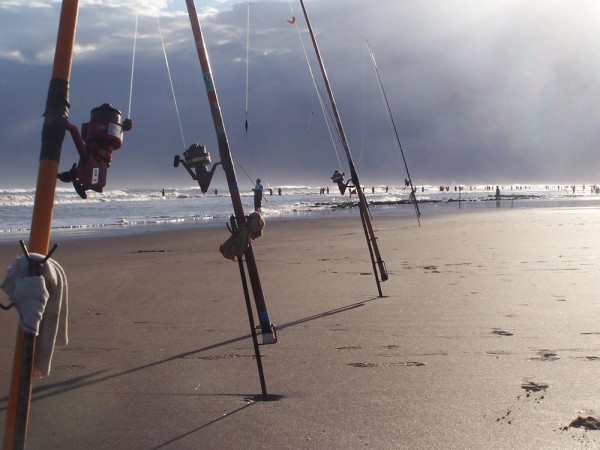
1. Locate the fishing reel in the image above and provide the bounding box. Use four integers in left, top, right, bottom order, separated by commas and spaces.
331, 170, 351, 195
174, 144, 222, 193
58, 103, 132, 199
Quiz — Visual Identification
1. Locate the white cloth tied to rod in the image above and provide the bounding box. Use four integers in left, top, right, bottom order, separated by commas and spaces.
219, 212, 265, 260
1, 253, 68, 377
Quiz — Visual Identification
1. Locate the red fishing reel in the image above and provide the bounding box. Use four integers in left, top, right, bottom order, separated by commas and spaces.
58, 103, 132, 199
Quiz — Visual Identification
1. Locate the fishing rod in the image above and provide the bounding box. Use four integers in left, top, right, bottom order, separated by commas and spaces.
3, 2, 78, 448
366, 41, 421, 226
183, 0, 276, 346
298, 0, 388, 296
3, 3, 132, 445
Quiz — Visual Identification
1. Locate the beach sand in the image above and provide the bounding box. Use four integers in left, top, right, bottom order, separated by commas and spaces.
1, 207, 600, 449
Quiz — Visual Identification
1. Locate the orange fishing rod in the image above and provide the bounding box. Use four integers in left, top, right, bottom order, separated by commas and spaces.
298, 0, 388, 296
3, 1, 79, 449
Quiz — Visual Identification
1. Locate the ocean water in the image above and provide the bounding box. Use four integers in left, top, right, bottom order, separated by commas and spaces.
1, 183, 599, 243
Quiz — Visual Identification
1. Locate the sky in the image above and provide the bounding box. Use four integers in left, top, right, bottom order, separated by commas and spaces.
1, 0, 600, 190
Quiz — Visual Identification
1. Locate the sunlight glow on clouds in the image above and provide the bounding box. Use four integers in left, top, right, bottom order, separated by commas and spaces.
0, 0, 53, 9
0, 50, 27, 63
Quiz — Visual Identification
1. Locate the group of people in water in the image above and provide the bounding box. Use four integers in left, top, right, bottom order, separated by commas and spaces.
165, 180, 600, 214
253, 181, 402, 210
317, 185, 393, 195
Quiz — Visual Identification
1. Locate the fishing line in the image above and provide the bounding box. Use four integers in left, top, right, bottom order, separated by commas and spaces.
239, 3, 268, 199
288, 0, 344, 171
232, 153, 256, 186
357, 48, 368, 171
158, 16, 186, 149
231, 154, 270, 203
546, 148, 565, 189
316, 84, 345, 168
366, 41, 404, 171
315, 81, 345, 168
244, 0, 250, 133
306, 87, 315, 132
127, 5, 139, 119
306, 109, 314, 132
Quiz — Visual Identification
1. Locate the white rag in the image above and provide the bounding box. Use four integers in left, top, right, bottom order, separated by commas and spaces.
1, 254, 68, 377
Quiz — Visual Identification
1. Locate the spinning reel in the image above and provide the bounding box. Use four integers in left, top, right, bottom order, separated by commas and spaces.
331, 170, 352, 195
58, 103, 132, 199
173, 144, 222, 193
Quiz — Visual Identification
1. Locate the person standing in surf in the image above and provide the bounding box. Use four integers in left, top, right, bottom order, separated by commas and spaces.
254, 178, 264, 210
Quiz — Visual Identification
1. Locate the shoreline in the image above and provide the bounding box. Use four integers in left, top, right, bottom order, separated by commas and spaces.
3, 195, 599, 246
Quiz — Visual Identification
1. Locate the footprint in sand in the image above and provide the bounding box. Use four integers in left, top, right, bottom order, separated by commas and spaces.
530, 350, 559, 361
347, 361, 425, 368
519, 381, 548, 402
491, 328, 513, 337
562, 416, 600, 431
388, 361, 426, 367
521, 381, 549, 393
348, 362, 379, 368
191, 353, 254, 361
496, 381, 549, 424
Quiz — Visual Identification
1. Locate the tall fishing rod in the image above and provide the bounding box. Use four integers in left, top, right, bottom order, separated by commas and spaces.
298, 0, 388, 296
3, 2, 79, 448
183, 0, 276, 345
366, 41, 421, 226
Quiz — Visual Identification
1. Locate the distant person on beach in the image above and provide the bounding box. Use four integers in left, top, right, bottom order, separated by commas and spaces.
495, 186, 501, 199
161, 189, 165, 197
214, 188, 218, 195
409, 189, 416, 203
278, 188, 282, 195
269, 187, 273, 196
254, 179, 263, 210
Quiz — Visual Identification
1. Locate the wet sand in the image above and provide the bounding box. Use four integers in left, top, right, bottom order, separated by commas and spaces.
1, 208, 600, 449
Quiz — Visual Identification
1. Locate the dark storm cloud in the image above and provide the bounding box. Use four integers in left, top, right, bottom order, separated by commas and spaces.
2, 0, 600, 189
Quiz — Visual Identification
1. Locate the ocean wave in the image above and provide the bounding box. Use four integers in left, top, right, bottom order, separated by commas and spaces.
1, 184, 599, 239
